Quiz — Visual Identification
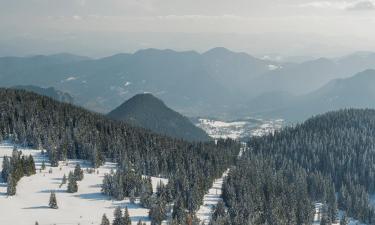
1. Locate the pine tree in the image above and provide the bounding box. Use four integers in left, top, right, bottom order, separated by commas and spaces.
74, 163, 84, 181
49, 191, 58, 209
1, 156, 10, 181
61, 174, 67, 185
101, 214, 110, 225
212, 200, 226, 221
7, 174, 17, 196
124, 207, 132, 225
113, 206, 123, 225
340, 213, 348, 225
49, 148, 58, 167
41, 161, 46, 170
67, 171, 78, 193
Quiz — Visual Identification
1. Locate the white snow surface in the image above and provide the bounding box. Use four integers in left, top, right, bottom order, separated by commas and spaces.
0, 143, 167, 225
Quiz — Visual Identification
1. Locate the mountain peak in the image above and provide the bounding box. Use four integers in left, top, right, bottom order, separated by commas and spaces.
108, 94, 211, 142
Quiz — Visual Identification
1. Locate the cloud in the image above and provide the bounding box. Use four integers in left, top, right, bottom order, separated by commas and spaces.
346, 1, 375, 10
299, 0, 375, 11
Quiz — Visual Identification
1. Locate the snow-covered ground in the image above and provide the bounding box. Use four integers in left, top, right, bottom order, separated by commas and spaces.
0, 142, 167, 225
196, 118, 283, 139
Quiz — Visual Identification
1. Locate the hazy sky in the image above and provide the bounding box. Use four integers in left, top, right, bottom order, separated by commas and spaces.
1, 0, 375, 57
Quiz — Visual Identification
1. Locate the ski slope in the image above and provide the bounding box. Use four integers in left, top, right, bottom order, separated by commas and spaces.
0, 143, 167, 225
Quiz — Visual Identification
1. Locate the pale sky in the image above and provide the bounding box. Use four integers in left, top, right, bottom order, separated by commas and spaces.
1, 0, 375, 57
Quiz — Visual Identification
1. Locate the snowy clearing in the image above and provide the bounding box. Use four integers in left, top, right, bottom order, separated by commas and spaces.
0, 143, 167, 225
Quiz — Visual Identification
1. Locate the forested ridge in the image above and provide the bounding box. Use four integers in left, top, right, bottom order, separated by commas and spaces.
220, 109, 375, 225
0, 88, 240, 223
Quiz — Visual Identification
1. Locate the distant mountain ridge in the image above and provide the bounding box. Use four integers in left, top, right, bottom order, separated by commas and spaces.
108, 93, 211, 141
244, 69, 375, 121
2, 48, 375, 119
11, 85, 74, 104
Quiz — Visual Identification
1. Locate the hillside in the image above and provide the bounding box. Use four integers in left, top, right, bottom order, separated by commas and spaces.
108, 93, 210, 142
0, 88, 240, 224
220, 109, 375, 225
12, 85, 74, 103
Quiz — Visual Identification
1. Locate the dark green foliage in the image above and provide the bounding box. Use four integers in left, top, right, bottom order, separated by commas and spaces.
67, 171, 78, 193
61, 174, 67, 185
101, 214, 110, 225
6, 174, 16, 196
149, 200, 167, 225
49, 191, 58, 209
1, 156, 10, 181
340, 213, 348, 225
124, 207, 131, 225
73, 163, 84, 181
223, 109, 375, 225
1, 147, 36, 195
113, 206, 123, 225
212, 201, 226, 221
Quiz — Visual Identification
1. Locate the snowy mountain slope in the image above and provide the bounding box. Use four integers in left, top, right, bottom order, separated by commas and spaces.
0, 143, 167, 225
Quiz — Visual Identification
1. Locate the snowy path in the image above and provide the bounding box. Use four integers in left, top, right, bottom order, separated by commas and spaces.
196, 169, 230, 224
196, 143, 247, 224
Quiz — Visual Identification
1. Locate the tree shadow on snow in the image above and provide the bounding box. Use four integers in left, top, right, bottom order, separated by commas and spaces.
110, 202, 145, 209
22, 206, 50, 210
39, 189, 66, 193
74, 192, 110, 201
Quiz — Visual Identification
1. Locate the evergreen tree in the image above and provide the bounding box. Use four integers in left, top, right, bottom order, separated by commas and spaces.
67, 171, 78, 193
7, 174, 16, 196
212, 200, 226, 221
49, 191, 58, 209
61, 174, 67, 185
123, 207, 132, 225
74, 163, 84, 181
113, 206, 123, 225
41, 161, 46, 170
101, 214, 110, 225
1, 156, 10, 181
340, 213, 348, 225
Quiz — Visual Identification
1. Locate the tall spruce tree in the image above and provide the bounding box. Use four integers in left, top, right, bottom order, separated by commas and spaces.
113, 206, 123, 225
101, 214, 110, 225
67, 171, 78, 193
74, 163, 84, 181
124, 207, 132, 225
6, 174, 16, 196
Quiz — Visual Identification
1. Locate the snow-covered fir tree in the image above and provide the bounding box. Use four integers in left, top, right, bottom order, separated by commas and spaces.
49, 191, 58, 209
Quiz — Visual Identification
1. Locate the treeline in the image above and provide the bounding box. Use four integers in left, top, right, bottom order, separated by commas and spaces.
1, 147, 36, 195
0, 89, 241, 223
221, 109, 375, 225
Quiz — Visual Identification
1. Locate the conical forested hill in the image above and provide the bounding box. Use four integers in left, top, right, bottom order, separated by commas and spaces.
108, 93, 210, 142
